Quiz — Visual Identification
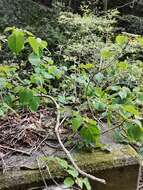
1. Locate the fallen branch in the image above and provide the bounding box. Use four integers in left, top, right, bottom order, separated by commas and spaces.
38, 94, 106, 184
0, 153, 7, 173
0, 145, 30, 156
101, 121, 125, 135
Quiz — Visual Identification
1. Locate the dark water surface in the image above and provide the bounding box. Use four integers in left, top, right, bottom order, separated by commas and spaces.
22, 165, 139, 190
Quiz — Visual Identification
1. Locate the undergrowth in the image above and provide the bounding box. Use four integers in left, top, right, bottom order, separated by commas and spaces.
1, 6, 143, 189
0, 9, 143, 155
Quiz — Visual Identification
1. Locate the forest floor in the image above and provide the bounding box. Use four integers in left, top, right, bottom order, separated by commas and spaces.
0, 107, 141, 190
0, 107, 77, 170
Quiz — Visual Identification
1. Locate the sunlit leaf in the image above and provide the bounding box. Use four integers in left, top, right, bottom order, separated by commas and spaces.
122, 105, 139, 116
8, 30, 24, 54
40, 40, 47, 49
56, 158, 68, 169
101, 48, 112, 59
64, 177, 74, 188
95, 72, 104, 83
28, 53, 41, 65
4, 26, 15, 32
75, 178, 84, 189
93, 101, 106, 111
67, 169, 78, 178
28, 37, 40, 55
116, 35, 128, 45
127, 123, 143, 141
72, 114, 83, 132
118, 87, 130, 100
80, 124, 100, 144
137, 37, 143, 47
117, 61, 128, 71
83, 178, 91, 190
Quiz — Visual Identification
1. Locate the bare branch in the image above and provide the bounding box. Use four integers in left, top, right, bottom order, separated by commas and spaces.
0, 145, 30, 156
38, 94, 106, 184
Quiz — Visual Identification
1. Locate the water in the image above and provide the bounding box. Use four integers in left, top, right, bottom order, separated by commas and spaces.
25, 165, 139, 190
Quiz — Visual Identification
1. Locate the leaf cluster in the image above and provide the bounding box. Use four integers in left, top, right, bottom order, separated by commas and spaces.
1, 9, 143, 150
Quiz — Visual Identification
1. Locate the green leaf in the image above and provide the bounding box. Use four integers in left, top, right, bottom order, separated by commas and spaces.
83, 178, 91, 190
80, 124, 100, 144
72, 114, 83, 132
28, 53, 41, 65
28, 37, 47, 56
8, 30, 24, 54
116, 35, 128, 45
84, 117, 97, 126
23, 29, 34, 36
4, 26, 15, 32
127, 124, 143, 141
122, 105, 139, 116
137, 94, 143, 102
95, 73, 104, 83
67, 169, 78, 178
137, 37, 143, 46
40, 40, 47, 49
56, 158, 68, 169
101, 49, 112, 59
93, 101, 106, 111
4, 95, 13, 107
95, 87, 105, 98
29, 96, 40, 112
0, 65, 16, 73
138, 147, 143, 158
30, 74, 45, 85
19, 88, 40, 112
79, 63, 94, 70
28, 37, 40, 55
48, 66, 57, 74
43, 72, 54, 79
117, 61, 128, 71
64, 177, 74, 188
136, 94, 143, 105
0, 108, 5, 117
132, 119, 142, 128
19, 89, 33, 105
118, 87, 130, 100
113, 129, 124, 143
75, 177, 84, 189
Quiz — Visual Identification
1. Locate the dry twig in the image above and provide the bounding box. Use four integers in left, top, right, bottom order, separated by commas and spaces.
37, 158, 48, 189
0, 145, 30, 156
38, 94, 106, 184
101, 121, 125, 135
0, 153, 7, 173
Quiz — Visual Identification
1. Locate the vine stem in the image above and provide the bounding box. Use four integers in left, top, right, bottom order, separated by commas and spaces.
38, 94, 106, 184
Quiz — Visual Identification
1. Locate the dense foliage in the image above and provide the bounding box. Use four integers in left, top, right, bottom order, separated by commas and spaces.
1, 2, 143, 188
0, 8, 143, 153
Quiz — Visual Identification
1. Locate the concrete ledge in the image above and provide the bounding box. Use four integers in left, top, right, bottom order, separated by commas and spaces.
0, 145, 140, 190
